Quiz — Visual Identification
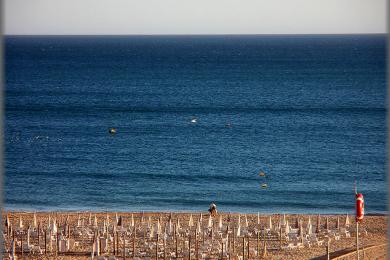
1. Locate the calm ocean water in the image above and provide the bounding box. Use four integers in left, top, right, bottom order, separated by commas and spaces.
5, 35, 386, 214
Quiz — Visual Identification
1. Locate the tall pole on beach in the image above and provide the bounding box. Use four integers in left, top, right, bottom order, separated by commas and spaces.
21, 234, 23, 257
113, 231, 116, 256
123, 233, 126, 260
241, 236, 245, 260
247, 235, 250, 260
232, 227, 235, 253
38, 223, 41, 246
188, 235, 191, 260
355, 180, 359, 260
354, 181, 365, 260
221, 237, 224, 260
195, 229, 199, 260
133, 226, 136, 258
356, 221, 359, 260
326, 239, 330, 260
279, 224, 282, 249
44, 230, 47, 254
175, 224, 178, 259
156, 234, 159, 260
116, 231, 119, 255
163, 234, 166, 260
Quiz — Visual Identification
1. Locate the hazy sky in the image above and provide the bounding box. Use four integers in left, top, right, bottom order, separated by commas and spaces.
5, 0, 387, 35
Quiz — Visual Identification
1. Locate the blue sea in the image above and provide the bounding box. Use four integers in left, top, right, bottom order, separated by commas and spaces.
5, 35, 387, 214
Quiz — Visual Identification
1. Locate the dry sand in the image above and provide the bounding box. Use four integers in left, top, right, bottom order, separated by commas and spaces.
2, 211, 387, 259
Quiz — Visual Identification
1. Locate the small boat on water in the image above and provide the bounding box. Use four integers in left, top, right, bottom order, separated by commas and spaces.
191, 118, 197, 123
109, 128, 117, 134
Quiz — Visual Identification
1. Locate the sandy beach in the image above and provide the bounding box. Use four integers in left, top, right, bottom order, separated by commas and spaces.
2, 211, 387, 259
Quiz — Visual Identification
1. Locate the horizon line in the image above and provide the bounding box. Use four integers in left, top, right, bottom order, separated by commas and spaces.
4, 32, 386, 37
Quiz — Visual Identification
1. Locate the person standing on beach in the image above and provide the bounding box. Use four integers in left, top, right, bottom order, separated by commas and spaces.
209, 203, 218, 217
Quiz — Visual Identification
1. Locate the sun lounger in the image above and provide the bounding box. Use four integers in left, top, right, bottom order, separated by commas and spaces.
340, 228, 351, 238
307, 234, 323, 246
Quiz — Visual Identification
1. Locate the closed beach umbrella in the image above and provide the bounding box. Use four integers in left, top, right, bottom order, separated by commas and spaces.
189, 214, 193, 227
177, 217, 181, 230
208, 215, 213, 228
197, 220, 201, 234
150, 225, 155, 238
175, 221, 179, 234
268, 216, 272, 230
238, 214, 241, 225
27, 227, 31, 247
117, 216, 122, 226
19, 216, 23, 229
131, 214, 135, 227
316, 215, 321, 233
285, 220, 290, 234
106, 214, 110, 227
77, 214, 81, 227
157, 219, 161, 234
164, 226, 168, 238
345, 214, 350, 228
11, 238, 15, 259
300, 227, 304, 244
325, 217, 329, 230
52, 219, 57, 234
5, 214, 9, 227
94, 215, 98, 228
237, 222, 241, 237
298, 220, 303, 236
245, 215, 249, 227
257, 212, 260, 225
48, 215, 51, 229
307, 217, 312, 235
263, 242, 267, 257
6, 214, 10, 227
49, 230, 53, 251
282, 214, 286, 226
336, 216, 340, 230
88, 213, 92, 225
295, 218, 299, 229
148, 216, 151, 229
219, 215, 223, 229
96, 236, 100, 256
91, 239, 96, 258
168, 218, 172, 234
33, 213, 37, 228
200, 213, 203, 222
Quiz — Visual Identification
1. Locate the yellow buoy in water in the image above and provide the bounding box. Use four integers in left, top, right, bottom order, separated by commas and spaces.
261, 183, 268, 188
259, 171, 266, 177
109, 128, 117, 134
